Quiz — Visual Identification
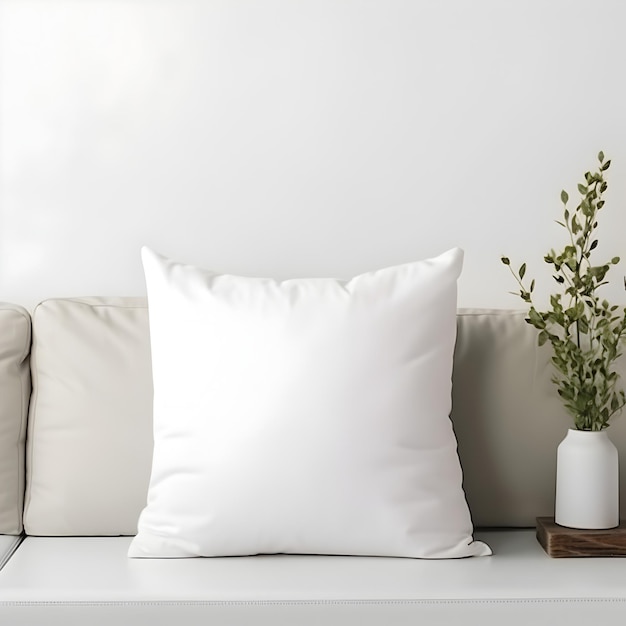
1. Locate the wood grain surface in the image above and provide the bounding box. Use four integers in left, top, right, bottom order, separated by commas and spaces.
536, 517, 626, 557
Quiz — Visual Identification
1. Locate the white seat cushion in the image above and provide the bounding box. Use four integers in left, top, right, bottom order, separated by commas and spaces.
1, 531, 626, 625
0, 535, 22, 572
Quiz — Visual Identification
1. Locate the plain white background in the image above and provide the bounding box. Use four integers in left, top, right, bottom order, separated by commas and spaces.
1, 0, 625, 309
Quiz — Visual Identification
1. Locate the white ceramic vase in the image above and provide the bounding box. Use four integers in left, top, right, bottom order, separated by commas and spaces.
555, 428, 619, 529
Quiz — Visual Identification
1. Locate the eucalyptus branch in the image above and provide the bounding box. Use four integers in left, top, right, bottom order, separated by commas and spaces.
502, 152, 626, 431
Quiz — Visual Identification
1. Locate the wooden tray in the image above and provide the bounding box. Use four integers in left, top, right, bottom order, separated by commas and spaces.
536, 516, 626, 557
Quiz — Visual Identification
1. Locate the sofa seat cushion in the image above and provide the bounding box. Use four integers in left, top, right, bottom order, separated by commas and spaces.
1, 531, 626, 625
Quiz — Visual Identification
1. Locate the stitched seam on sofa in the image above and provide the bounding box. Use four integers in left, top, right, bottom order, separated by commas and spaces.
35, 297, 147, 311
84, 304, 147, 309
62, 297, 147, 310
456, 310, 527, 319
2, 598, 626, 608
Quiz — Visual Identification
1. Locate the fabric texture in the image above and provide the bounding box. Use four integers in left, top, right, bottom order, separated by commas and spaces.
0, 303, 31, 534
129, 247, 490, 559
24, 298, 154, 536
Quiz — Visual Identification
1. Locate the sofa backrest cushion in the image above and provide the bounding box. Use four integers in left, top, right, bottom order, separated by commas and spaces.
453, 309, 626, 526
23, 298, 153, 536
0, 303, 31, 534
21, 299, 626, 534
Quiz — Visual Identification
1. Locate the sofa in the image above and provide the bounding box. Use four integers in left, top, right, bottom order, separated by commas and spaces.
1, 296, 626, 625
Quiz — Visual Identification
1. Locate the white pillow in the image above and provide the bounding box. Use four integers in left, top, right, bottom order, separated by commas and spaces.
129, 247, 491, 559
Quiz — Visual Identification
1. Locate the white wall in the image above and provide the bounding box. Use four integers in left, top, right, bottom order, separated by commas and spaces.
1, 0, 626, 310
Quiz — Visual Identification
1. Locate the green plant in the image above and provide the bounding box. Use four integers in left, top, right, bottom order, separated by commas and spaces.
502, 152, 626, 431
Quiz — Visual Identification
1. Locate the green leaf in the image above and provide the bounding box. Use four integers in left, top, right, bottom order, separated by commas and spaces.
602, 160, 611, 171
501, 153, 623, 427
528, 308, 544, 328
519, 263, 526, 280
558, 387, 573, 401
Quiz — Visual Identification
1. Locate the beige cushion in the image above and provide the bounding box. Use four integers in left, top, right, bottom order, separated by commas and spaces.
24, 298, 153, 536
452, 309, 626, 526
0, 303, 31, 535
22, 300, 626, 534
